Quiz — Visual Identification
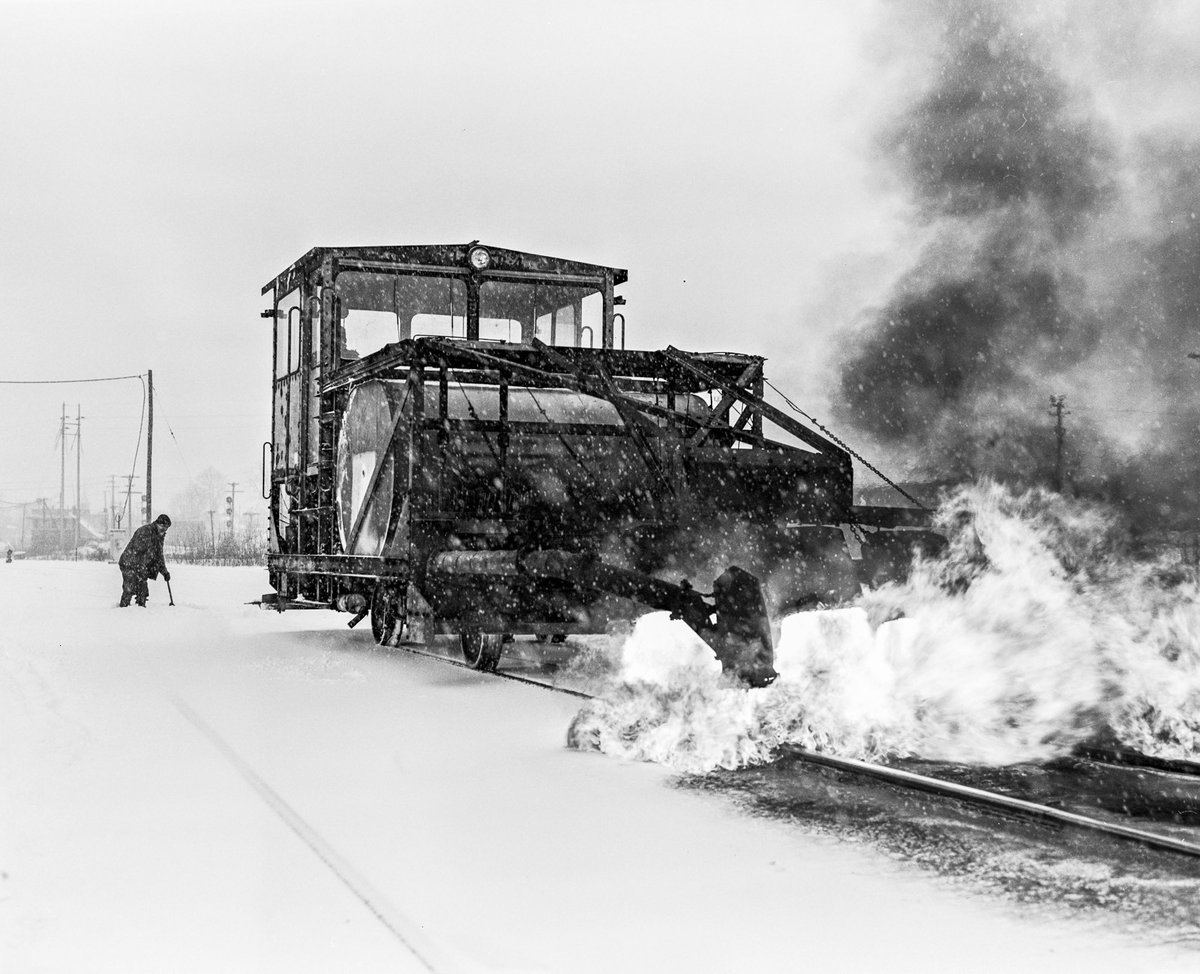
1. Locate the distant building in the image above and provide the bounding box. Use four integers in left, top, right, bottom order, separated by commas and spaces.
27, 507, 106, 557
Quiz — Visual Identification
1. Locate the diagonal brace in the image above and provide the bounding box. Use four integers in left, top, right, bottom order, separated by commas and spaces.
689, 360, 762, 447
664, 347, 846, 459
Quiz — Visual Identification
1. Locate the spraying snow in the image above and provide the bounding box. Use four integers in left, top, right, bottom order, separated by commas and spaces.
569, 482, 1200, 773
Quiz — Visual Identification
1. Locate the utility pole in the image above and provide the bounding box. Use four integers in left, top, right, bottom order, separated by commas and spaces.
74, 405, 82, 559
208, 509, 217, 555
145, 369, 153, 523
59, 402, 66, 556
120, 474, 138, 529
58, 404, 81, 557
1049, 395, 1069, 493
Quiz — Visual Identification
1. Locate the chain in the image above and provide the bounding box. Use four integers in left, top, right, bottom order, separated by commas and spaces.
762, 378, 929, 512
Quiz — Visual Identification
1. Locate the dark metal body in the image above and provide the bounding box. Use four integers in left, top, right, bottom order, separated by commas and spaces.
263, 243, 937, 683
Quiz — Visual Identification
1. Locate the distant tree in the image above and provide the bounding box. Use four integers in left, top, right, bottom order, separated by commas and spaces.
170, 519, 267, 565
170, 467, 226, 522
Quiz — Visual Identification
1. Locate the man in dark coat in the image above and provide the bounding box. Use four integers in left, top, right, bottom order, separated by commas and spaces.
118, 514, 171, 607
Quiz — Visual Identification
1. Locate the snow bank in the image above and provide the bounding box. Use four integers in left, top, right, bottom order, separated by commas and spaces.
2, 561, 1194, 972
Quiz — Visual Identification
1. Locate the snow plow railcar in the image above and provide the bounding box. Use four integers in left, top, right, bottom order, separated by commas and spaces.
263, 243, 938, 686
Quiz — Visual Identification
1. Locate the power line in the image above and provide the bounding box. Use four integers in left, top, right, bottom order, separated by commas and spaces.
0, 373, 144, 385
149, 382, 195, 482
1071, 407, 1199, 417
120, 379, 148, 526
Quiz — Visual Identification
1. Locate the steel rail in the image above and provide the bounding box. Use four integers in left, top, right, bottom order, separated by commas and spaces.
377, 641, 1200, 860
780, 745, 1200, 860
1072, 742, 1200, 778
396, 642, 597, 700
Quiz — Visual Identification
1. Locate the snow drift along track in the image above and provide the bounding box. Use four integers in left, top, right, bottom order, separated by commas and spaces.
396, 636, 1200, 863
172, 697, 459, 974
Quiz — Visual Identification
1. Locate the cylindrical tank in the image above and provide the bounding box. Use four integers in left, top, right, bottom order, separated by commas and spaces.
335, 379, 639, 556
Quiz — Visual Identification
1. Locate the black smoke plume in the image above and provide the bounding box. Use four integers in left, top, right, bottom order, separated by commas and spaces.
834, 1, 1200, 530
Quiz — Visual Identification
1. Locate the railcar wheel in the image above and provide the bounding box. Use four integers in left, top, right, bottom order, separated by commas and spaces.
460, 631, 504, 672
371, 587, 404, 647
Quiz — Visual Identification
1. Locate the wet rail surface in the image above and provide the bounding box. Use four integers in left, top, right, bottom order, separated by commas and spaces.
895, 754, 1200, 834
379, 636, 1200, 947
686, 751, 1200, 947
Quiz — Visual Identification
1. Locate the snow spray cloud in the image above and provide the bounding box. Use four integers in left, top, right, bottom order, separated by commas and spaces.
832, 1, 1200, 527
568, 482, 1200, 773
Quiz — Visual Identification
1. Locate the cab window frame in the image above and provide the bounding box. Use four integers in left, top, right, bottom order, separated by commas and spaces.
332, 268, 469, 365
475, 273, 605, 348
326, 266, 612, 368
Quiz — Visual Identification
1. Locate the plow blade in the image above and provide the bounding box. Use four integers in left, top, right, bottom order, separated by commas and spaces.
705, 567, 777, 688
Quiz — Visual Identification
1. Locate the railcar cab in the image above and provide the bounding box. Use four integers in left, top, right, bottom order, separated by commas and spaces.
262, 243, 628, 579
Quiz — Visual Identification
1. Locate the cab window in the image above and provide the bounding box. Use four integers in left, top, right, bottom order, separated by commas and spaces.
335, 272, 467, 361
479, 280, 602, 346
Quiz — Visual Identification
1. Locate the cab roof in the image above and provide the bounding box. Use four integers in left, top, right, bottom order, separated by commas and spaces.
263, 242, 628, 296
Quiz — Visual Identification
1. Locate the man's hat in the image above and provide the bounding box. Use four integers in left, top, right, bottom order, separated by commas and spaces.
155, 514, 172, 527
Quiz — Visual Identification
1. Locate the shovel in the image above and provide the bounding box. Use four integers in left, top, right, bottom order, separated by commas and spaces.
166, 576, 175, 606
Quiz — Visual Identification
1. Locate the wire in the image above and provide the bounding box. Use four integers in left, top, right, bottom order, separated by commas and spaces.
1071, 406, 1199, 417
762, 377, 929, 511
150, 383, 195, 483
0, 372, 148, 522
120, 377, 147, 526
0, 373, 144, 384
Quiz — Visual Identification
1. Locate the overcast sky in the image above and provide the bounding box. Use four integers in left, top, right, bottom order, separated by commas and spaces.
3, 0, 1197, 526
1, 0, 907, 522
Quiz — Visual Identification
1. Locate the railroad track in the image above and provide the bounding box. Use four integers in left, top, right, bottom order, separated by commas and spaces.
395, 638, 1200, 862
394, 641, 597, 700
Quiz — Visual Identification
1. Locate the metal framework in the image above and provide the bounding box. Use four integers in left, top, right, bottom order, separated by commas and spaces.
262, 242, 937, 684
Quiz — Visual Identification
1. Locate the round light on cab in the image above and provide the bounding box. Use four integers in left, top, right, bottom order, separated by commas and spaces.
467, 247, 491, 271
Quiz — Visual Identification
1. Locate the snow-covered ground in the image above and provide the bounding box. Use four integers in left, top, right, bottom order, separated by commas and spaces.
2, 562, 1196, 973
